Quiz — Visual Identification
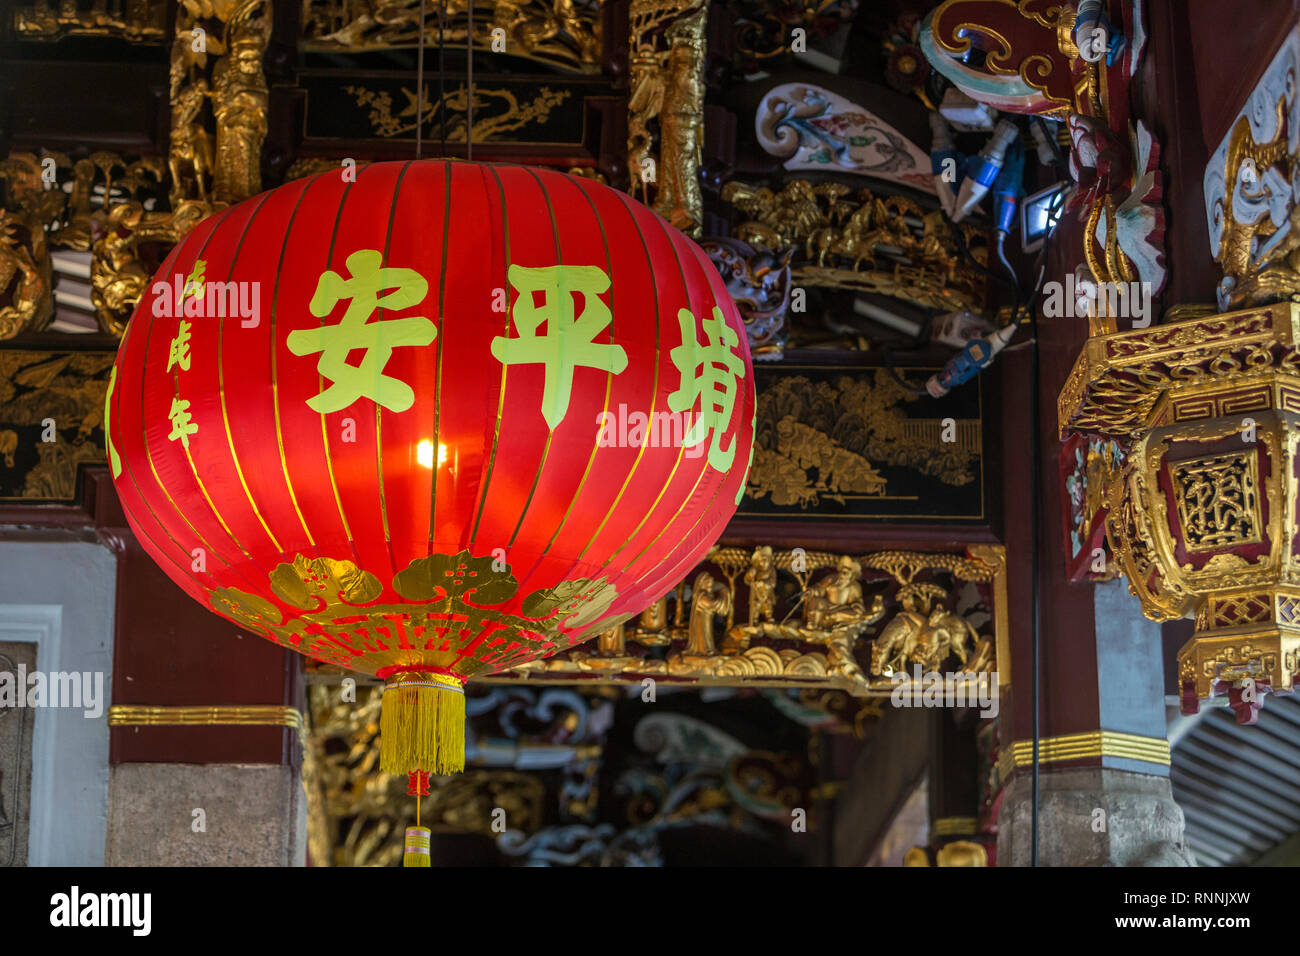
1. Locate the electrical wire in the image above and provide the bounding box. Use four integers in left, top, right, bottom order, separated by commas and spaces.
952, 222, 1020, 301
1027, 173, 1058, 869
1011, 187, 1066, 325
1030, 273, 1042, 868
883, 349, 929, 395
995, 231, 1023, 324
1000, 337, 1037, 353
1036, 116, 1069, 168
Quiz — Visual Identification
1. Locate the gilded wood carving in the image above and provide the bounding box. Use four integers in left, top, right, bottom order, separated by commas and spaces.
1204, 28, 1300, 309
478, 545, 1003, 697
722, 179, 988, 312
301, 0, 605, 74
1059, 305, 1300, 723
628, 0, 707, 234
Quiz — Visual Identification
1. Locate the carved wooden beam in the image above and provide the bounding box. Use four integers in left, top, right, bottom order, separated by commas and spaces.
473, 544, 1005, 697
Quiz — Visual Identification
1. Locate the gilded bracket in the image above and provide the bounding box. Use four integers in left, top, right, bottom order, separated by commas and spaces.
1059, 303, 1300, 721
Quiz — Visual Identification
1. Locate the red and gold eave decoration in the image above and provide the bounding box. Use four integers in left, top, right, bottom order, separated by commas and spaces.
104, 160, 755, 782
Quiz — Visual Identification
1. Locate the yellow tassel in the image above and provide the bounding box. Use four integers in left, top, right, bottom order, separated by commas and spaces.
380, 671, 466, 776
403, 826, 432, 867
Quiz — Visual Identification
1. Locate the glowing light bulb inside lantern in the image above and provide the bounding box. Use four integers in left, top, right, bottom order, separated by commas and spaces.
416, 440, 447, 469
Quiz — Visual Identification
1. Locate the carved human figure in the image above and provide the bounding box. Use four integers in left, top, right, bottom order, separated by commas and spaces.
654, 11, 706, 233
803, 555, 867, 631
626, 45, 664, 204
638, 595, 668, 632
686, 570, 731, 656
168, 77, 212, 205
211, 8, 269, 203
597, 621, 627, 656
744, 545, 778, 624
631, 594, 673, 646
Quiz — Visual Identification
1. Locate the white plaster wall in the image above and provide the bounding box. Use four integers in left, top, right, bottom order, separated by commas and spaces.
0, 541, 116, 865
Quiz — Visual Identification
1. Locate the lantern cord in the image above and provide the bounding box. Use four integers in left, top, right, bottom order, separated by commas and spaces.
439, 0, 447, 153
467, 0, 473, 161
415, 0, 426, 160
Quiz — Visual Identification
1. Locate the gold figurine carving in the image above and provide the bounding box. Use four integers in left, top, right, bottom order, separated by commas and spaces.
721, 180, 988, 312
171, 0, 270, 206
14, 0, 167, 41
302, 0, 604, 74
0, 208, 53, 339
0, 1, 268, 339
744, 545, 778, 625
871, 586, 977, 677
628, 0, 708, 235
211, 2, 270, 203
0, 151, 216, 338
482, 545, 1003, 697
91, 200, 215, 337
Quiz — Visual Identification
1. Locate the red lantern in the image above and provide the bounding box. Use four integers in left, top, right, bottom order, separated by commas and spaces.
105, 161, 754, 777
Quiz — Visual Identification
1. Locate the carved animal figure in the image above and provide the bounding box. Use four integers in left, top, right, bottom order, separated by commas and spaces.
870, 586, 974, 675
921, 610, 974, 668
725, 179, 827, 249
871, 606, 928, 675
805, 197, 897, 270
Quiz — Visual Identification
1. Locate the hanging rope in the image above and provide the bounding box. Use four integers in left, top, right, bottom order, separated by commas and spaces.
439, 0, 447, 153
466, 0, 474, 161
415, 0, 426, 159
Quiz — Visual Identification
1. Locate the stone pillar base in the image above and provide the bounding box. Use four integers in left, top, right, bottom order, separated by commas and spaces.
997, 767, 1196, 866
106, 763, 307, 866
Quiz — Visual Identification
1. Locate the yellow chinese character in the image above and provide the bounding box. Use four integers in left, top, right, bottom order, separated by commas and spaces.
168, 397, 198, 449
490, 264, 628, 429
667, 306, 745, 472
183, 260, 206, 302
167, 319, 193, 372
287, 249, 437, 414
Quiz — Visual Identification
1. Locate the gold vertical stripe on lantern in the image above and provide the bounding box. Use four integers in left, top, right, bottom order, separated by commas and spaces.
380, 672, 466, 775
403, 826, 432, 868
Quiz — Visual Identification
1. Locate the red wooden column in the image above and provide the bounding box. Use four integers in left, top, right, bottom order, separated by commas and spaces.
985, 0, 1281, 864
